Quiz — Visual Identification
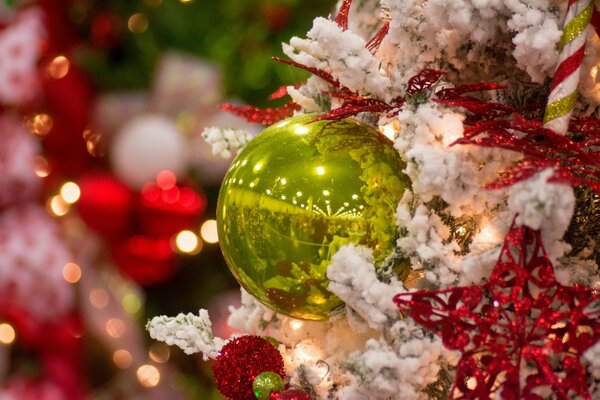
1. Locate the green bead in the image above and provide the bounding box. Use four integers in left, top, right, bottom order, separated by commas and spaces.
253, 371, 284, 400
217, 114, 410, 320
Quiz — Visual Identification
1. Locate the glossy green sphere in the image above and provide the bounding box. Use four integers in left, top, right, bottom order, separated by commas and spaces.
252, 371, 285, 400
217, 114, 410, 320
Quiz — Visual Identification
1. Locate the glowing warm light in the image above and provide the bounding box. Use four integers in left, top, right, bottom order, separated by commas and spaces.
89, 288, 110, 309
27, 113, 53, 136
175, 230, 201, 254
200, 220, 219, 244
33, 155, 51, 177
180, 0, 193, 3
60, 182, 81, 204
156, 170, 177, 189
128, 13, 149, 33
0, 323, 16, 344
380, 123, 396, 140
122, 293, 142, 314
113, 349, 133, 369
149, 343, 171, 363
290, 320, 303, 331
280, 178, 287, 185
477, 225, 499, 244
315, 166, 325, 175
106, 318, 126, 338
137, 364, 161, 387
62, 262, 82, 283
46, 55, 70, 79
83, 128, 106, 157
323, 190, 330, 196
466, 377, 477, 390
294, 343, 323, 364
48, 195, 69, 216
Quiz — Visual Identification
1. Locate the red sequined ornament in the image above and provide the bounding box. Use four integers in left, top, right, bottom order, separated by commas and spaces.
111, 235, 177, 285
395, 223, 600, 399
212, 336, 285, 400
270, 389, 314, 400
77, 173, 136, 239
138, 181, 206, 236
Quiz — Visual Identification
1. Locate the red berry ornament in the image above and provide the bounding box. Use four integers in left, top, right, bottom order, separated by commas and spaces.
270, 389, 314, 400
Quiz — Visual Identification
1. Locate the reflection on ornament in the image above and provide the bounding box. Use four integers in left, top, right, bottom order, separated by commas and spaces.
217, 114, 410, 320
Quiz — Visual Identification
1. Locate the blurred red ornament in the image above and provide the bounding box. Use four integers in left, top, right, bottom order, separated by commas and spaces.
212, 336, 285, 400
138, 180, 206, 236
77, 173, 136, 239
0, 305, 85, 400
395, 223, 600, 400
261, 3, 291, 33
41, 62, 95, 177
270, 389, 314, 400
90, 11, 122, 49
111, 235, 177, 285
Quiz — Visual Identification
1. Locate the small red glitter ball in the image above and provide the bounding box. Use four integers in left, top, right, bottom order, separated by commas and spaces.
270, 389, 314, 400
212, 336, 285, 400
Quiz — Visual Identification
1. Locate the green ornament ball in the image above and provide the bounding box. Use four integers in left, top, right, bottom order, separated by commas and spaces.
217, 114, 410, 320
252, 371, 285, 400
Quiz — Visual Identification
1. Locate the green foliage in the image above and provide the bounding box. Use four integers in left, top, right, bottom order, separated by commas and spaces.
77, 0, 336, 105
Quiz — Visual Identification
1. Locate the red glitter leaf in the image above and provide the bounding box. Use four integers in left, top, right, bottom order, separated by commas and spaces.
366, 21, 390, 54
270, 85, 290, 100
220, 101, 301, 125
395, 223, 600, 400
334, 0, 352, 30
311, 98, 396, 122
272, 56, 354, 96
406, 69, 446, 95
436, 82, 507, 99
453, 114, 600, 194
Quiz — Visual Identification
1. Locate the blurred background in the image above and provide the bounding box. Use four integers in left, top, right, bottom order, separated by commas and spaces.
0, 0, 335, 398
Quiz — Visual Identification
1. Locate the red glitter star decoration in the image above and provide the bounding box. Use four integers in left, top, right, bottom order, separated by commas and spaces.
394, 223, 600, 400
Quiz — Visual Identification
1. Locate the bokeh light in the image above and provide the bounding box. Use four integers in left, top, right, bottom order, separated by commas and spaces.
200, 219, 219, 243
60, 181, 81, 204
62, 262, 82, 283
0, 323, 16, 345
137, 364, 160, 387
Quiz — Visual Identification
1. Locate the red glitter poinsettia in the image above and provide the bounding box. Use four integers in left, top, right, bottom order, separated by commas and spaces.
451, 114, 600, 194
394, 223, 600, 400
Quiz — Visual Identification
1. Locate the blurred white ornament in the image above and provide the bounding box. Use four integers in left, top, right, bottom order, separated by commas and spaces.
93, 92, 149, 138
0, 205, 74, 322
111, 114, 187, 189
151, 52, 221, 121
